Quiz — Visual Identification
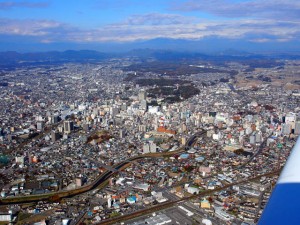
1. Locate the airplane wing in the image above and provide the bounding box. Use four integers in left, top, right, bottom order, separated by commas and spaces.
258, 137, 300, 225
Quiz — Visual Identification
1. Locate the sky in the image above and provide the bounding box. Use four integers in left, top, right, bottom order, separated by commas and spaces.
0, 0, 300, 52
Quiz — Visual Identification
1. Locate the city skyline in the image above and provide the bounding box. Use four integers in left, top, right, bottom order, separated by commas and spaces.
1, 0, 300, 52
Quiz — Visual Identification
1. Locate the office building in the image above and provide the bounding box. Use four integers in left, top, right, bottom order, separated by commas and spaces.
64, 121, 74, 134
138, 90, 146, 101
295, 121, 300, 135
36, 121, 44, 131
51, 130, 60, 142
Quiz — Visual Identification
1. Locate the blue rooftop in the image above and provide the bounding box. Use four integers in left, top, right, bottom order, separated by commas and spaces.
179, 153, 189, 159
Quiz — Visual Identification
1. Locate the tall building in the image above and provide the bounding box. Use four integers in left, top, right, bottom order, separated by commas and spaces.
51, 130, 60, 142
143, 142, 157, 153
149, 142, 157, 153
182, 137, 187, 145
250, 135, 256, 144
140, 100, 147, 110
181, 123, 187, 133
138, 125, 147, 132
138, 90, 146, 101
120, 129, 126, 138
51, 115, 60, 124
255, 132, 262, 143
282, 124, 291, 135
36, 121, 44, 131
143, 143, 150, 153
108, 196, 112, 208
285, 112, 296, 129
295, 121, 300, 135
64, 121, 74, 134
110, 107, 120, 117
82, 123, 90, 131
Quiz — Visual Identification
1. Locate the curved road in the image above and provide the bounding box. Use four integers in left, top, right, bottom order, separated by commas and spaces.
0, 131, 206, 205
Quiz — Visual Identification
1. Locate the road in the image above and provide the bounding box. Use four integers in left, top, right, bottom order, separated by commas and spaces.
0, 131, 206, 205
96, 169, 281, 225
71, 211, 88, 225
238, 133, 272, 169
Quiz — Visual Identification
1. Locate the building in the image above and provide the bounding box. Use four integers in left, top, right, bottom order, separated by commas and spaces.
75, 177, 83, 187
0, 211, 13, 222
295, 121, 300, 135
148, 106, 160, 114
181, 123, 187, 132
36, 121, 44, 131
120, 129, 126, 139
138, 125, 147, 132
51, 130, 60, 142
110, 107, 120, 117
187, 186, 200, 194
182, 137, 187, 145
282, 123, 292, 135
134, 214, 171, 225
140, 100, 147, 110
127, 196, 136, 204
32, 156, 38, 163
157, 126, 176, 135
138, 90, 146, 101
143, 142, 157, 153
107, 196, 112, 208
201, 199, 211, 209
51, 115, 60, 124
143, 143, 150, 153
250, 135, 256, 144
285, 112, 296, 129
134, 183, 150, 191
149, 142, 157, 153
15, 156, 24, 166
64, 121, 74, 134
215, 208, 232, 221
255, 132, 262, 143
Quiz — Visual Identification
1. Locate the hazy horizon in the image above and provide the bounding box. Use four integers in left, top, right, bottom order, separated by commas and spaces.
0, 0, 300, 52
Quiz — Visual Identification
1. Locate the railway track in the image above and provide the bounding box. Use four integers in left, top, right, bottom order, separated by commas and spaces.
96, 169, 281, 225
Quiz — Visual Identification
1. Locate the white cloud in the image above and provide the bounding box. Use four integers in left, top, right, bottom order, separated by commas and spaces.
0, 14, 299, 43
124, 13, 194, 25
0, 1, 49, 10
172, 0, 300, 21
0, 18, 62, 36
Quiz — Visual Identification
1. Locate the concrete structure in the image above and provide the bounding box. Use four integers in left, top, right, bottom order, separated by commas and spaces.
63, 121, 74, 134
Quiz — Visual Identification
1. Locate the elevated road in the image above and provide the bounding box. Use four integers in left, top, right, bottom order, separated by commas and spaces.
238, 134, 272, 169
0, 131, 206, 205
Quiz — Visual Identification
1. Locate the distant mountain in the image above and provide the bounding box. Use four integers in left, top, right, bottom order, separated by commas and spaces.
0, 50, 110, 66
1, 47, 300, 67
124, 48, 269, 62
124, 49, 209, 61
2, 36, 300, 54
218, 49, 253, 56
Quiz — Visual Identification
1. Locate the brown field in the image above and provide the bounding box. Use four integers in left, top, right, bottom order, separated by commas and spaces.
236, 61, 300, 90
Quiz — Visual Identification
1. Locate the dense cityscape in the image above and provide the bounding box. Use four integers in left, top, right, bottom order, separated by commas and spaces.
0, 55, 299, 225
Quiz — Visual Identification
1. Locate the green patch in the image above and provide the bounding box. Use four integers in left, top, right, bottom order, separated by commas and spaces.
17, 212, 32, 222
0, 155, 9, 165
110, 211, 121, 218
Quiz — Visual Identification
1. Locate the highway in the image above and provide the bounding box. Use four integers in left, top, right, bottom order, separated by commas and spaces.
0, 130, 206, 205
1, 129, 278, 225
238, 133, 272, 169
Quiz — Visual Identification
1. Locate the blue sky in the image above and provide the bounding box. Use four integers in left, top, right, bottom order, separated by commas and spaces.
0, 0, 300, 52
